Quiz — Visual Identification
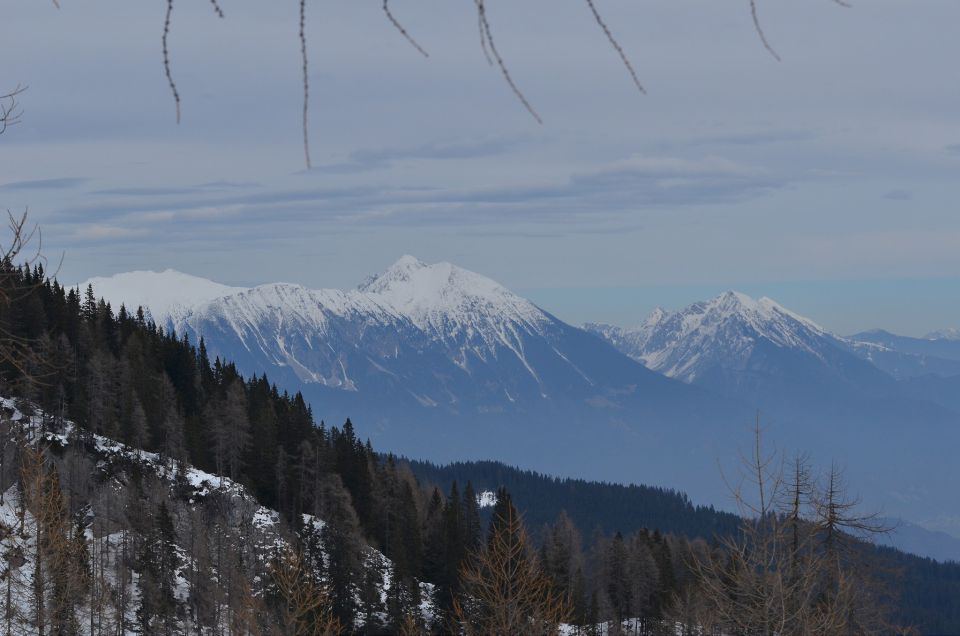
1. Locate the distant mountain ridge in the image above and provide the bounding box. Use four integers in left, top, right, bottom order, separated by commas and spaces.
925, 327, 960, 341
85, 264, 960, 541
584, 290, 906, 410
87, 257, 682, 409
84, 259, 745, 507
586, 293, 960, 388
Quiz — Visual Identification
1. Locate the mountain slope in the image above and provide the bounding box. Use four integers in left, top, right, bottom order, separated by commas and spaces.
926, 327, 960, 341
83, 268, 242, 325
845, 329, 960, 379
84, 260, 747, 506
586, 291, 960, 536
585, 291, 897, 402
0, 397, 420, 635
86, 271, 960, 537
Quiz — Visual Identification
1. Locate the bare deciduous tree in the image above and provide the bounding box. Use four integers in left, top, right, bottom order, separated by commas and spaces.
683, 416, 899, 635
453, 504, 570, 635
271, 548, 342, 636
0, 85, 25, 137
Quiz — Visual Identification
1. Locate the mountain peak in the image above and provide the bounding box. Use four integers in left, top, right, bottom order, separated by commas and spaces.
358, 256, 546, 334
645, 306, 669, 326
358, 255, 433, 294
701, 291, 825, 333
394, 254, 428, 269
587, 290, 832, 381
711, 290, 774, 313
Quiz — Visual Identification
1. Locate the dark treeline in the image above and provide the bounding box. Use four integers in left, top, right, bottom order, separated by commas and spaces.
1, 262, 959, 634
405, 459, 741, 541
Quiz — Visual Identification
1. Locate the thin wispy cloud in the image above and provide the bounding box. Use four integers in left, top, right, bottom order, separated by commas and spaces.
306, 136, 527, 174
1, 177, 87, 191
72, 224, 148, 241
51, 153, 786, 243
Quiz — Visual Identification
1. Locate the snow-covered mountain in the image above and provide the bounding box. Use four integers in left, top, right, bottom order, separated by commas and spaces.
925, 327, 960, 341
847, 329, 960, 375
587, 291, 837, 383
88, 256, 661, 408
584, 290, 902, 403
83, 258, 737, 493
85, 269, 960, 534
585, 291, 960, 534
83, 268, 242, 326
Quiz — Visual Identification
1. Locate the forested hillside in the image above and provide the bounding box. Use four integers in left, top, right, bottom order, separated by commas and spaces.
1, 262, 959, 634
406, 459, 741, 541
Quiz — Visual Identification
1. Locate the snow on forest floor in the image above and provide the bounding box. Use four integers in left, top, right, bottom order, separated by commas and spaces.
0, 396, 435, 634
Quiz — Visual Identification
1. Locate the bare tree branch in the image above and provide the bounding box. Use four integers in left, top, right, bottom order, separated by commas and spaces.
383, 0, 429, 58
163, 0, 181, 124
685, 418, 901, 634
300, 0, 312, 169
749, 0, 782, 61
583, 0, 645, 94
208, 0, 225, 19
0, 85, 27, 137
474, 0, 542, 125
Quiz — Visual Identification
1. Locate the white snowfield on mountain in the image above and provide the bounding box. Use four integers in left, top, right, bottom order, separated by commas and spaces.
83, 256, 549, 347
81, 256, 561, 394
82, 268, 242, 326
588, 290, 835, 382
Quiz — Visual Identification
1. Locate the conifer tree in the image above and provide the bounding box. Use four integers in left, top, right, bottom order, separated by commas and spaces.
316, 474, 363, 631
462, 480, 482, 554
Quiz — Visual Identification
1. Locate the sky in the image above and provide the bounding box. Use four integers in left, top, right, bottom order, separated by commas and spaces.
2, 0, 960, 336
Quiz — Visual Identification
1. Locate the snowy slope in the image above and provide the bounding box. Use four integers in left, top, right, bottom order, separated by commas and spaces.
926, 327, 960, 341
0, 397, 432, 635
583, 290, 960, 430
81, 269, 242, 326
358, 255, 549, 340
589, 294, 960, 384
846, 328, 960, 378
586, 291, 842, 383
83, 258, 672, 409
83, 261, 756, 509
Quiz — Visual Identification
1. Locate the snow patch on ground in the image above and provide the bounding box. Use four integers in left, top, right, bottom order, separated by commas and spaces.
476, 490, 497, 508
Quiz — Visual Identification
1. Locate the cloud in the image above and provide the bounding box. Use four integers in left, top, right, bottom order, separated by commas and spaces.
307, 136, 527, 174
46, 153, 786, 240
1, 177, 87, 191
72, 225, 148, 241
946, 144, 960, 156
681, 130, 817, 148
92, 181, 259, 197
